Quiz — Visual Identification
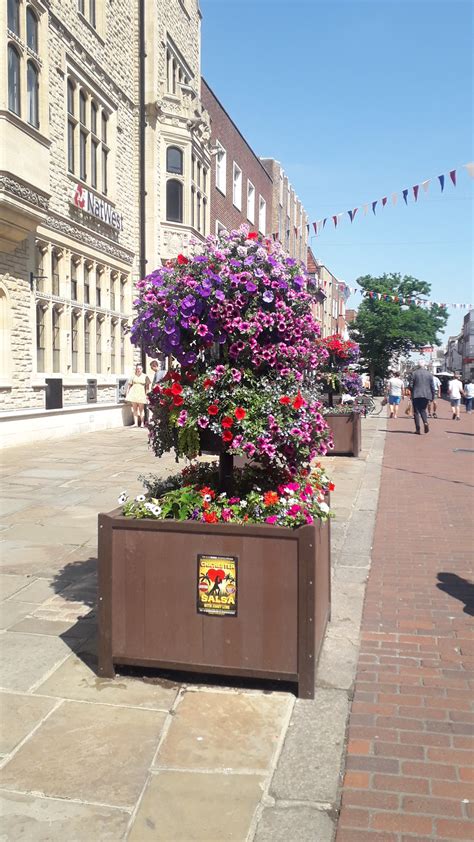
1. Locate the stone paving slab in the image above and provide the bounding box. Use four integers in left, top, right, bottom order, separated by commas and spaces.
254, 805, 336, 842
0, 791, 130, 841
0, 700, 167, 808
0, 573, 34, 600
0, 632, 72, 692
156, 689, 293, 773
0, 600, 37, 629
128, 771, 265, 841
0, 692, 57, 754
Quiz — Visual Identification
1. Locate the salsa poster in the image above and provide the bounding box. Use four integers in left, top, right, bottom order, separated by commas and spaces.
197, 555, 237, 617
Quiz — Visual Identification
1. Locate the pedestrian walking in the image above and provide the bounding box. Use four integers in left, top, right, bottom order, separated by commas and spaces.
428, 374, 441, 418
386, 371, 404, 418
464, 379, 474, 413
125, 364, 150, 428
408, 361, 435, 434
448, 374, 464, 421
150, 357, 166, 388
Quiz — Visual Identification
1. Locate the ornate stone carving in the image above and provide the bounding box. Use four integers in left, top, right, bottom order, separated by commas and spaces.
0, 175, 49, 211
45, 215, 134, 265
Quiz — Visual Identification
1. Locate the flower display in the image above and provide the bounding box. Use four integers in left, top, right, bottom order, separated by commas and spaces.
123, 225, 336, 526
314, 334, 363, 403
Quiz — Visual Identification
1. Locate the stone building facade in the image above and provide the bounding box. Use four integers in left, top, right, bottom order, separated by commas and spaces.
260, 158, 309, 265
200, 79, 273, 238
1, 0, 210, 431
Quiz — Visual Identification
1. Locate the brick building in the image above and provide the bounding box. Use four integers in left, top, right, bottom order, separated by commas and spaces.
201, 80, 272, 238
260, 158, 309, 264
306, 246, 325, 333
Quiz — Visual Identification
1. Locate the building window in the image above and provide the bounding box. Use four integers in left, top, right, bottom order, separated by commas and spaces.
84, 264, 91, 304
110, 321, 116, 374
247, 181, 255, 224
110, 272, 117, 310
166, 146, 183, 175
101, 111, 108, 143
120, 276, 126, 311
52, 307, 61, 372
0, 287, 11, 378
91, 102, 98, 188
95, 267, 102, 307
96, 317, 102, 373
80, 130, 87, 180
120, 321, 126, 371
70, 259, 78, 300
203, 197, 207, 236
8, 0, 20, 34
258, 197, 266, 236
166, 179, 183, 223
27, 61, 39, 128
51, 251, 60, 296
196, 191, 201, 232
279, 170, 284, 206
215, 144, 226, 194
71, 311, 79, 373
216, 220, 226, 236
84, 316, 91, 371
35, 245, 45, 293
232, 163, 242, 210
78, 0, 85, 14
36, 304, 46, 372
26, 7, 39, 51
8, 45, 21, 116
90, 0, 96, 28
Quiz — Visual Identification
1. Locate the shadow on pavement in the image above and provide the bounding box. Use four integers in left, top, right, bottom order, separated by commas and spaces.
437, 572, 474, 616
445, 430, 474, 437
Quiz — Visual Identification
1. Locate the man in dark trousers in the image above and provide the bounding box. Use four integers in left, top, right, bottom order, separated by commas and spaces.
408, 361, 435, 434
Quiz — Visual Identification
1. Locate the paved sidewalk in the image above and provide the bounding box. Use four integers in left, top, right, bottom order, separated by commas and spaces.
336, 401, 474, 841
0, 415, 386, 841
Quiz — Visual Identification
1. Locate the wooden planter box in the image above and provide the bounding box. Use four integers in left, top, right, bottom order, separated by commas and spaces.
325, 412, 361, 457
98, 513, 331, 699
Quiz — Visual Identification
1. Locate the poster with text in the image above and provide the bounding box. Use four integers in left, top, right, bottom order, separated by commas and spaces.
197, 555, 238, 617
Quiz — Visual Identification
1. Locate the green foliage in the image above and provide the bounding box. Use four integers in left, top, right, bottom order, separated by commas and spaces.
349, 273, 448, 380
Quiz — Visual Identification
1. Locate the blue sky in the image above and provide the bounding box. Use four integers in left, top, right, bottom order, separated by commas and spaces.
200, 0, 473, 341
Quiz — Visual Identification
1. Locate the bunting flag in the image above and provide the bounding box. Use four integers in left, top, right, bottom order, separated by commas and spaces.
334, 287, 473, 310
310, 161, 472, 235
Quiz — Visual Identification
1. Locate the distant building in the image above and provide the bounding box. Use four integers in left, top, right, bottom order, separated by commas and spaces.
445, 335, 463, 373
306, 247, 325, 333
460, 309, 474, 381
345, 308, 357, 324
201, 80, 272, 239
260, 159, 309, 264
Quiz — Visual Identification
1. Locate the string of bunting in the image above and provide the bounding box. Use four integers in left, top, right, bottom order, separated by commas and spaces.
311, 162, 474, 235
337, 286, 473, 310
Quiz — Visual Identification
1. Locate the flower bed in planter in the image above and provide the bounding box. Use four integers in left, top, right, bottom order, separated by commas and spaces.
324, 411, 361, 457
98, 514, 330, 699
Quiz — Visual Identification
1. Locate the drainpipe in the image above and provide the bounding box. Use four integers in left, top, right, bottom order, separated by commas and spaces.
139, 0, 146, 371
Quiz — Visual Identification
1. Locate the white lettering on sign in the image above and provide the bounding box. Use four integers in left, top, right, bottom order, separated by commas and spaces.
72, 184, 123, 232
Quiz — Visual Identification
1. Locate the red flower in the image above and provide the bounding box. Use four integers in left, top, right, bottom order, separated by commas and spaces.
247, 232, 259, 240
234, 407, 246, 421
207, 404, 219, 416
292, 391, 306, 410
221, 416, 234, 429
204, 511, 218, 523
328, 482, 335, 491
173, 395, 184, 406
163, 387, 173, 396
279, 396, 291, 405
177, 254, 188, 265
171, 382, 182, 395
222, 430, 233, 443
199, 486, 215, 499
264, 491, 279, 506
203, 378, 215, 390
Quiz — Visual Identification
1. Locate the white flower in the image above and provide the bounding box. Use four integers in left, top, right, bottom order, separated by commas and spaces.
118, 493, 128, 505
240, 500, 247, 508
151, 505, 162, 516
319, 502, 330, 514
286, 489, 295, 497
135, 494, 146, 503
203, 494, 212, 503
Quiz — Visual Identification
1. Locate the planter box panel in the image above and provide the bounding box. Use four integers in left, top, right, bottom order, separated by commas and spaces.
326, 412, 361, 456
110, 526, 298, 674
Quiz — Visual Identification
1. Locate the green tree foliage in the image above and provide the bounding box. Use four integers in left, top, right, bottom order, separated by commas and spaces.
349, 274, 448, 382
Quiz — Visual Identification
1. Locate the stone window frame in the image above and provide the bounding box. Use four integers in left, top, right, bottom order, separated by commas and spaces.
190, 150, 208, 236
258, 196, 266, 236
77, 0, 106, 40
66, 70, 113, 198
7, 1, 46, 132
232, 162, 242, 212
0, 283, 12, 383
215, 142, 226, 195
165, 36, 193, 99
246, 180, 255, 225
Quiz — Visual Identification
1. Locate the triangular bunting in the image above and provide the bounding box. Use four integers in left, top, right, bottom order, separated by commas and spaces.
332, 215, 338, 228
464, 162, 474, 178
402, 189, 409, 204
322, 218, 327, 229
413, 185, 419, 201
392, 193, 398, 206
438, 174, 445, 191
421, 180, 430, 193
449, 169, 456, 186
348, 208, 358, 223
312, 222, 318, 234
362, 204, 369, 215
372, 201, 377, 215
382, 197, 388, 207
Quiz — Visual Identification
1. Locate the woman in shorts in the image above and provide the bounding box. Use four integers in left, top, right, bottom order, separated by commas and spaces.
386, 371, 404, 419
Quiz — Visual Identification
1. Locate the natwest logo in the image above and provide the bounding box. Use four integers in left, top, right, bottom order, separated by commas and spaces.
71, 184, 123, 232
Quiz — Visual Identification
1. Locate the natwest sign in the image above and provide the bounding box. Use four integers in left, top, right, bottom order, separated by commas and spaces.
72, 184, 123, 232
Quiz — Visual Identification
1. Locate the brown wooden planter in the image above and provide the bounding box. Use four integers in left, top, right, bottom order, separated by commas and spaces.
325, 412, 361, 457
98, 513, 331, 699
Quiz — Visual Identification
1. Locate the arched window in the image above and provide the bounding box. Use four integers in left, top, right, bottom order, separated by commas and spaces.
8, 45, 21, 116
8, 0, 20, 34
27, 61, 39, 128
166, 146, 183, 175
166, 179, 183, 223
26, 7, 39, 52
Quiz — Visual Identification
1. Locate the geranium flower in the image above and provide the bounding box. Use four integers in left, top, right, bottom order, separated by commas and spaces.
203, 378, 215, 390
264, 491, 279, 506
292, 392, 306, 410
177, 254, 188, 265
199, 486, 215, 499
173, 395, 184, 406
221, 416, 234, 429
171, 382, 182, 395
204, 511, 219, 523
222, 430, 233, 443
208, 404, 219, 415
247, 232, 259, 240
328, 482, 335, 491
234, 407, 246, 421
279, 396, 291, 405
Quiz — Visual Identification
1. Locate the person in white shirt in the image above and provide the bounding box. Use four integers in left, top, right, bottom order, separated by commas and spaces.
448, 374, 464, 421
464, 379, 474, 413
428, 375, 441, 419
386, 371, 405, 418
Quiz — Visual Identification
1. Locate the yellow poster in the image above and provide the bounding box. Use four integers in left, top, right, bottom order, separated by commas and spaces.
197, 555, 237, 617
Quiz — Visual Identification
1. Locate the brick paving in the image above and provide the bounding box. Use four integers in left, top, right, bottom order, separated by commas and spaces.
336, 400, 474, 841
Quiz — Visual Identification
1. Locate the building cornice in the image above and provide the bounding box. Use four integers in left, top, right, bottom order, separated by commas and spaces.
42, 211, 135, 265
0, 173, 50, 211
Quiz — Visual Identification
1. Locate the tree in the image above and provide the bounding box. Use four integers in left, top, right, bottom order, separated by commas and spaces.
349, 274, 448, 385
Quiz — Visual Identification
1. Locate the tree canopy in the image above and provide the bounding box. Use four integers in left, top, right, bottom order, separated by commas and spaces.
349, 273, 448, 382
